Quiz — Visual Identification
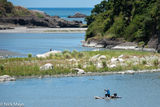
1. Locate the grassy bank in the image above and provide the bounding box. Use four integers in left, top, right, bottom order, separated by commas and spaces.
0, 50, 160, 77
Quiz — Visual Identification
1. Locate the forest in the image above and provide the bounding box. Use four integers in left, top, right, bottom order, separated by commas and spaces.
85, 0, 160, 46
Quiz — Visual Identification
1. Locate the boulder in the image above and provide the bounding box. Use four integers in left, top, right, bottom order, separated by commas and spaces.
36, 50, 61, 58
73, 68, 85, 74
118, 54, 124, 58
90, 54, 101, 61
125, 70, 135, 74
111, 57, 118, 63
96, 62, 103, 68
68, 13, 87, 18
98, 55, 107, 60
40, 63, 53, 71
0, 75, 16, 82
109, 64, 116, 68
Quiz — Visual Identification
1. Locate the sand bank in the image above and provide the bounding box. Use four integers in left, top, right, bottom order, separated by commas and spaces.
0, 27, 87, 33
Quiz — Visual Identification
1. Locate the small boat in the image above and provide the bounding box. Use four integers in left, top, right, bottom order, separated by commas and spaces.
94, 96, 122, 100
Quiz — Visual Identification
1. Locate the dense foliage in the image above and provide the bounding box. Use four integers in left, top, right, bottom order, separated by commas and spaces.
85, 0, 160, 44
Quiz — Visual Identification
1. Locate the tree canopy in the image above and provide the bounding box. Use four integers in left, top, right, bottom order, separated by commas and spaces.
85, 0, 160, 45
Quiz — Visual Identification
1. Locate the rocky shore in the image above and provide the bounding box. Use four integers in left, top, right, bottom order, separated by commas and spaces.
0, 15, 83, 28
68, 13, 87, 18
82, 38, 157, 52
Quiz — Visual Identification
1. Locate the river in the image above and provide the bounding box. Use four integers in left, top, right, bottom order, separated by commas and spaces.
0, 33, 92, 56
0, 72, 160, 107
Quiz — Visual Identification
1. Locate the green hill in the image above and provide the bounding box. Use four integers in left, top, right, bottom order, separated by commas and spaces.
85, 0, 160, 49
0, 0, 45, 18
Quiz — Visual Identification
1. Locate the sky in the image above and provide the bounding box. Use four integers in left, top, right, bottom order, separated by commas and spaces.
9, 0, 103, 8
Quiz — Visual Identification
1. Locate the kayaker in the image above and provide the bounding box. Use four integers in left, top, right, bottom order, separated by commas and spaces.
104, 89, 110, 97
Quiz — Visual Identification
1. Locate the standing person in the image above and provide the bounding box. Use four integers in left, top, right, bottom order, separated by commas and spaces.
104, 89, 110, 97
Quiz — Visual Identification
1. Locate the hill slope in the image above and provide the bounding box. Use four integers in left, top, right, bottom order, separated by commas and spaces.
85, 0, 160, 51
0, 0, 82, 28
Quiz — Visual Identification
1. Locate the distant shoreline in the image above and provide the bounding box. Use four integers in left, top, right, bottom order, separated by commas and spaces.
0, 27, 87, 33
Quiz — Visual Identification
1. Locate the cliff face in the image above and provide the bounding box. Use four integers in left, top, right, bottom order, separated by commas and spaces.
85, 0, 160, 52
0, 0, 82, 28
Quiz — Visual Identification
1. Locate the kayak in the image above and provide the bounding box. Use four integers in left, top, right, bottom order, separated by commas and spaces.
94, 96, 122, 100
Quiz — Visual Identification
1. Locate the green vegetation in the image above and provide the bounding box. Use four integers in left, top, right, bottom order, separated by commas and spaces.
0, 50, 159, 77
85, 0, 160, 45
0, 0, 45, 17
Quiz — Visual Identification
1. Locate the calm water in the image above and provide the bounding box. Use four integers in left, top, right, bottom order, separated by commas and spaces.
0, 33, 91, 56
0, 72, 160, 107
29, 8, 92, 24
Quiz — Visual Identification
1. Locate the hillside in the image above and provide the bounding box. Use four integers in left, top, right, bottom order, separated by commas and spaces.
0, 0, 82, 27
0, 0, 45, 18
85, 0, 160, 51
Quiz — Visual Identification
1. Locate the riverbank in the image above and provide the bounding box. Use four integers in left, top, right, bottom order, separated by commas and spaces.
0, 50, 160, 78
82, 39, 157, 52
0, 27, 87, 33
13, 69, 160, 79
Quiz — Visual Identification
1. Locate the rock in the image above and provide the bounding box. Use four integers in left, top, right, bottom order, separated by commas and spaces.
96, 62, 103, 68
0, 15, 83, 28
112, 46, 137, 50
125, 70, 135, 74
40, 63, 53, 71
111, 57, 118, 63
118, 54, 124, 58
98, 55, 107, 60
118, 58, 124, 62
0, 75, 16, 82
68, 58, 77, 62
83, 38, 122, 49
73, 68, 85, 74
109, 64, 116, 68
36, 50, 61, 58
90, 54, 101, 61
68, 13, 87, 18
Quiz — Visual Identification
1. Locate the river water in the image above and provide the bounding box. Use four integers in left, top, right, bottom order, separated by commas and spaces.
0, 72, 160, 107
0, 33, 92, 56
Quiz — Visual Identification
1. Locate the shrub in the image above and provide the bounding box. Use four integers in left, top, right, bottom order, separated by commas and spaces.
28, 53, 32, 58
62, 50, 70, 54
64, 53, 72, 59
142, 60, 147, 65
102, 61, 107, 67
0, 65, 4, 71
78, 52, 84, 58
153, 59, 159, 66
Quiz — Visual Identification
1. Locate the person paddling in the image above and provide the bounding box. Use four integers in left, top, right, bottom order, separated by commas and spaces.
104, 89, 110, 97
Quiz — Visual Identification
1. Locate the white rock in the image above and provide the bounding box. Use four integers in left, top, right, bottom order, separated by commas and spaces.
96, 62, 103, 68
112, 46, 137, 50
0, 75, 16, 82
73, 68, 85, 74
98, 55, 107, 60
125, 70, 135, 74
95, 44, 104, 48
109, 64, 116, 68
40, 63, 54, 71
111, 57, 118, 63
68, 58, 77, 62
118, 58, 124, 62
90, 54, 101, 61
36, 50, 61, 58
118, 54, 124, 58
83, 64, 87, 68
